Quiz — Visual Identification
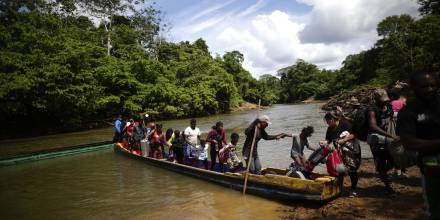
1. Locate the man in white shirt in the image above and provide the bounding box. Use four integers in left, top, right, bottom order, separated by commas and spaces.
183, 118, 201, 163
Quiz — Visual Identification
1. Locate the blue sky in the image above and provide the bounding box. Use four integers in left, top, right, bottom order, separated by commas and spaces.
154, 0, 419, 78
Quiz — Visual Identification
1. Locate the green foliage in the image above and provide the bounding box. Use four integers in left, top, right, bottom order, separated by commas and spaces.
2, 0, 439, 137
418, 0, 440, 15
0, 2, 247, 136
277, 60, 324, 102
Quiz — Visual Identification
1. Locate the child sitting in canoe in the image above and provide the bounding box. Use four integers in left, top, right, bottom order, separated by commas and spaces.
219, 133, 242, 172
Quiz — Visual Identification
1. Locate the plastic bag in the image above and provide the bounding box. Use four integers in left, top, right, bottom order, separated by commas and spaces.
196, 144, 208, 161
326, 149, 344, 177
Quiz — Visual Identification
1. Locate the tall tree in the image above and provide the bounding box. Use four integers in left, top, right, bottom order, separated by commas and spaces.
418, 0, 440, 15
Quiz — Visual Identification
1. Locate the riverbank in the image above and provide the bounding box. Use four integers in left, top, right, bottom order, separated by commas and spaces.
0, 127, 113, 159
301, 97, 327, 104
231, 101, 271, 112
280, 158, 425, 220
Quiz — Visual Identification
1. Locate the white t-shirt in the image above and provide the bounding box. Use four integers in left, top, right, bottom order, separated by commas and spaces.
184, 126, 201, 145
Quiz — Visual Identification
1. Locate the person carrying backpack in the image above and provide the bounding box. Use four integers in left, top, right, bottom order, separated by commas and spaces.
365, 89, 400, 195
323, 111, 360, 197
131, 114, 144, 155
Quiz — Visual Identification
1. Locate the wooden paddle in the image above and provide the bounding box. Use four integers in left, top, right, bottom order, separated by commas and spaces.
242, 99, 261, 195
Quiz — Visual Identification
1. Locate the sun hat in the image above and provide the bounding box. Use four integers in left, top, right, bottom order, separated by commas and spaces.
258, 115, 271, 124
374, 89, 390, 102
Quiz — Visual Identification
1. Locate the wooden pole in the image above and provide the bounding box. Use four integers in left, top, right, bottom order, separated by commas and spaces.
242, 99, 261, 195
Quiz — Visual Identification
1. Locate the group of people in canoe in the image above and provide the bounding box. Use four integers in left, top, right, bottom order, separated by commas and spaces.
113, 71, 440, 217
113, 116, 243, 172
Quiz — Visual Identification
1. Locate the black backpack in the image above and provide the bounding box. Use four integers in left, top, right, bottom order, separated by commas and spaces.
133, 123, 145, 141
352, 108, 370, 141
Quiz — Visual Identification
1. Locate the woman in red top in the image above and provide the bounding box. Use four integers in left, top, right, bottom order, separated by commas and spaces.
206, 121, 228, 172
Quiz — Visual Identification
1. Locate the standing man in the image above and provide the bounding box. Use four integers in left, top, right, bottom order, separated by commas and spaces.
183, 118, 202, 164
113, 113, 124, 143
206, 121, 228, 171
366, 89, 399, 195
242, 115, 287, 174
397, 71, 440, 219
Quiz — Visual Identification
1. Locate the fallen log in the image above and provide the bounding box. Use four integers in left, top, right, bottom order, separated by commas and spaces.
321, 81, 409, 119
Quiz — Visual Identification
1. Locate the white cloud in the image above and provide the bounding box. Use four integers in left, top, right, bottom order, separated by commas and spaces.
187, 16, 225, 34
216, 10, 361, 76
237, 0, 267, 17
187, 0, 238, 23
168, 0, 420, 78
298, 0, 419, 43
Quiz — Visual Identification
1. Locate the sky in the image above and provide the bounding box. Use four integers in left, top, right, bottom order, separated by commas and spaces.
154, 0, 420, 78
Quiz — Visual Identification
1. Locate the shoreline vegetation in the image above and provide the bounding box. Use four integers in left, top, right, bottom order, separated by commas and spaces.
1, 1, 438, 219
0, 101, 260, 158
2, 1, 439, 139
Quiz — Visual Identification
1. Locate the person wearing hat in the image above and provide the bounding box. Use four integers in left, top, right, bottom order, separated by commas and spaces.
242, 115, 288, 174
366, 88, 399, 195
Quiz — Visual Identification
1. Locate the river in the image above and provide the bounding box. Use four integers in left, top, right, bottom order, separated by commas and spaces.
0, 104, 372, 219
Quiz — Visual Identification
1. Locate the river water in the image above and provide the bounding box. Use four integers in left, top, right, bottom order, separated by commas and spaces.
0, 104, 372, 219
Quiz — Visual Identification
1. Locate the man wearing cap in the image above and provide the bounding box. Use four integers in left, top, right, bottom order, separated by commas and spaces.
366, 88, 399, 195
242, 115, 287, 174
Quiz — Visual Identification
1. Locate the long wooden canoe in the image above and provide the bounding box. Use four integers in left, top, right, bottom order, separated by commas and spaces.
114, 143, 341, 202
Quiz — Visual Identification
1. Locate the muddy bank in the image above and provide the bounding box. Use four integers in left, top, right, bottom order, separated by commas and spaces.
231, 101, 270, 112
279, 159, 425, 220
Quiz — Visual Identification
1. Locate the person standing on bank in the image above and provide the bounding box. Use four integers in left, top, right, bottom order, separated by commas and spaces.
242, 115, 287, 174
367, 89, 399, 195
323, 111, 361, 197
206, 121, 227, 171
397, 71, 440, 219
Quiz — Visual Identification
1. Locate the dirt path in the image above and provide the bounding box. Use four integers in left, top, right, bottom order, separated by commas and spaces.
279, 159, 425, 219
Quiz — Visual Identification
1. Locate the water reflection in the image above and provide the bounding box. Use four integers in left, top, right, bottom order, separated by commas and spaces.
0, 104, 372, 219
0, 149, 284, 220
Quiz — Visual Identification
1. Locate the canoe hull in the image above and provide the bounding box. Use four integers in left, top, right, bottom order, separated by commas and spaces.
114, 143, 341, 202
